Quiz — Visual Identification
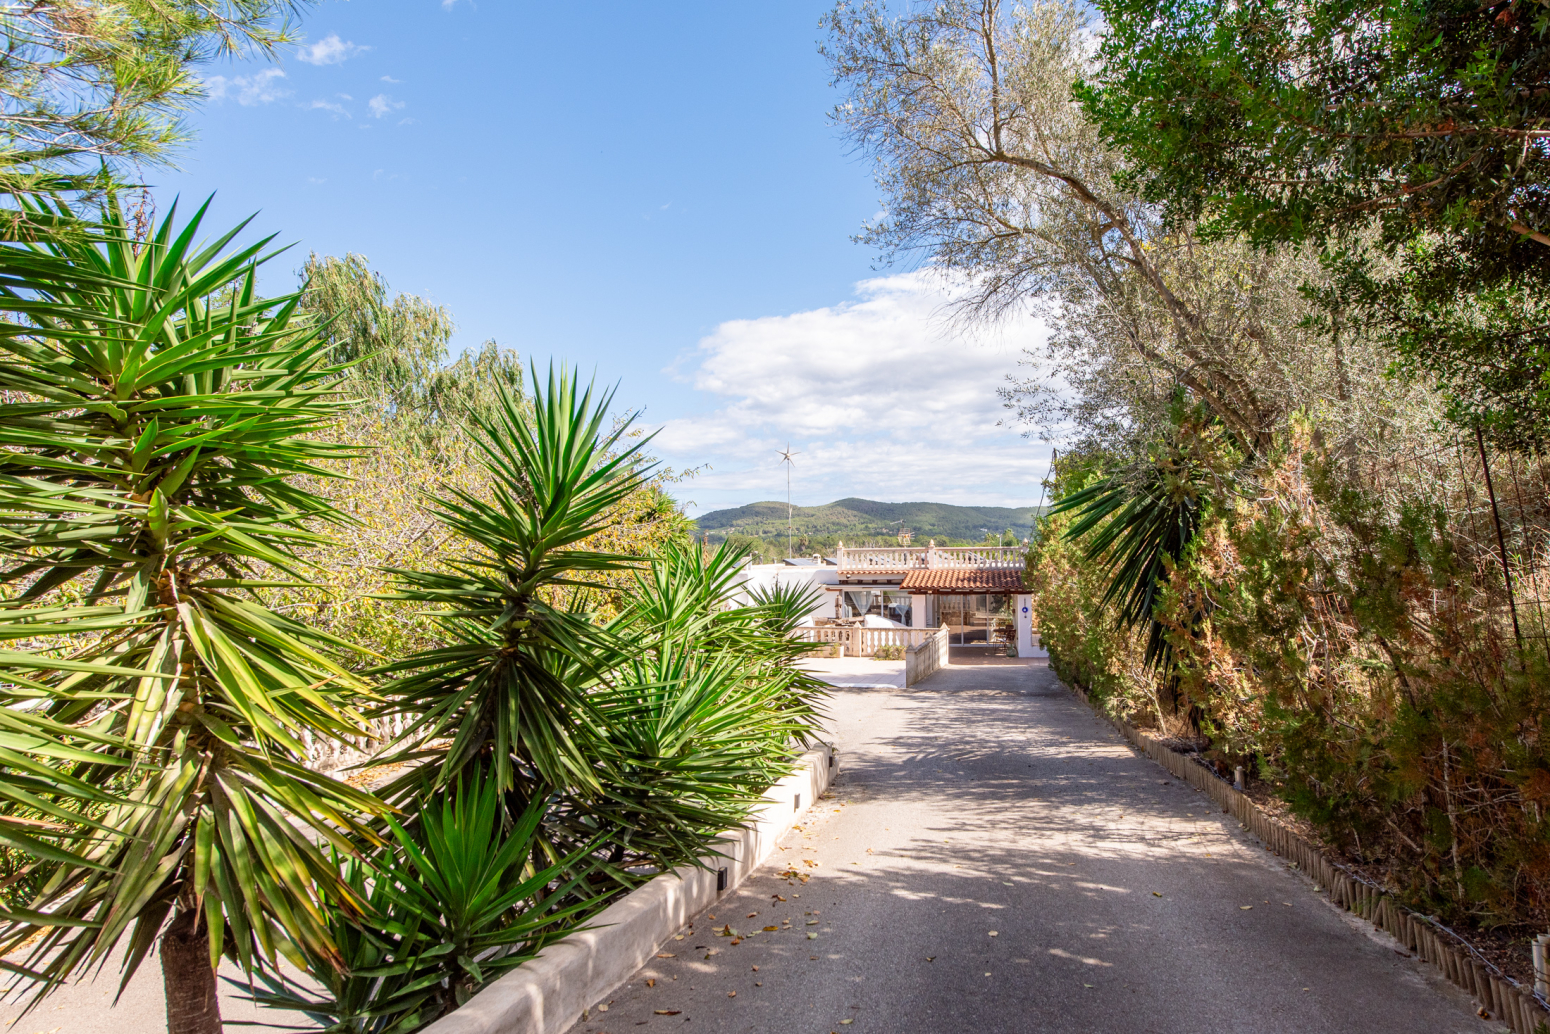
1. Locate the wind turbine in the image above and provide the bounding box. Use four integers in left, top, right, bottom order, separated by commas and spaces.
777, 444, 798, 559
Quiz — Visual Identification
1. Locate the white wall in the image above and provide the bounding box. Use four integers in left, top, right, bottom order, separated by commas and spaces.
1016, 593, 1046, 658
729, 562, 838, 624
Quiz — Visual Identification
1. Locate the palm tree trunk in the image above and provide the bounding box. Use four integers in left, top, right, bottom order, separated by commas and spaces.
161, 909, 222, 1034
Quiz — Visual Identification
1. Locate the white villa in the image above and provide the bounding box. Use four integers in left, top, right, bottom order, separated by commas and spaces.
735, 542, 1041, 658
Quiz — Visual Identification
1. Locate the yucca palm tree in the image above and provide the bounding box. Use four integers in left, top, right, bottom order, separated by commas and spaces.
0, 196, 383, 1034
372, 367, 656, 803
244, 772, 603, 1033
580, 553, 829, 869
372, 380, 828, 869
230, 383, 831, 1033
1050, 402, 1241, 670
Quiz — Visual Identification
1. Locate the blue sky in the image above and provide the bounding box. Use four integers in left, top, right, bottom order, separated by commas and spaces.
156, 0, 1053, 514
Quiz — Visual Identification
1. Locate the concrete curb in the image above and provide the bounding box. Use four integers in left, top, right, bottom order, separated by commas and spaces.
1064, 677, 1550, 1034
423, 743, 836, 1034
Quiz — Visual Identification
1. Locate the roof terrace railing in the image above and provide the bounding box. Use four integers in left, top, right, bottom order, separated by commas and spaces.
835, 544, 1025, 571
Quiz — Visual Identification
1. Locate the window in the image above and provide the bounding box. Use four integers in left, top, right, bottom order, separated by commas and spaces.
937, 594, 1014, 645
842, 590, 912, 626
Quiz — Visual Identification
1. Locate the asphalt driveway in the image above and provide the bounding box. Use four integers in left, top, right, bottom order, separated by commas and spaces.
569, 661, 1496, 1034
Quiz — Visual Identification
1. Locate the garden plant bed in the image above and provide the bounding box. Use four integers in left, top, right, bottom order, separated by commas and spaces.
423, 744, 835, 1034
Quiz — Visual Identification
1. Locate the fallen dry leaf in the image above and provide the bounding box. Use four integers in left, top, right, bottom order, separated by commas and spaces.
763, 926, 779, 932
808, 932, 818, 939
840, 1020, 854, 1025
727, 992, 736, 998
656, 953, 675, 958
645, 979, 655, 988
654, 1010, 681, 1016
926, 956, 935, 962
747, 913, 758, 918
1152, 892, 1162, 897
1239, 905, 1253, 910
988, 931, 998, 937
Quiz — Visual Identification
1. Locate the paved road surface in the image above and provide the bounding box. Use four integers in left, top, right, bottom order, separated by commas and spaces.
3, 662, 1498, 1034
570, 661, 1495, 1034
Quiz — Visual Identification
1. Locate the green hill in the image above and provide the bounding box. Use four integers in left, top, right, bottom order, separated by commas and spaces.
695, 497, 1043, 548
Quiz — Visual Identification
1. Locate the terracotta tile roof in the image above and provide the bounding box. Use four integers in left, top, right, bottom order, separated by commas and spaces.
898, 568, 1027, 593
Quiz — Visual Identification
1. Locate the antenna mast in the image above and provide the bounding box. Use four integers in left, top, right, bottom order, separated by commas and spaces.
777, 444, 798, 558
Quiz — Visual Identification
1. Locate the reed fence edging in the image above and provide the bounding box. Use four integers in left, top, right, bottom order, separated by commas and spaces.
1064, 681, 1549, 1034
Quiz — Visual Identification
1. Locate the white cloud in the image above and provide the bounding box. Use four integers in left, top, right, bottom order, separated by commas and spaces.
381, 75, 403, 83
652, 271, 1054, 515
298, 33, 368, 65
304, 98, 350, 118
204, 68, 289, 106
368, 93, 405, 118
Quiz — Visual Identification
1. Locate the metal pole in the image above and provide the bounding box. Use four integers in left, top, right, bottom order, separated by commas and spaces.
1477, 427, 1524, 652
1034, 448, 1055, 541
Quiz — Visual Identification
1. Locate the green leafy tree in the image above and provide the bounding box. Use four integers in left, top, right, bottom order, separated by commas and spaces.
0, 197, 382, 1034
0, 0, 310, 204
1079, 0, 1550, 445
298, 252, 525, 432
822, 0, 1434, 462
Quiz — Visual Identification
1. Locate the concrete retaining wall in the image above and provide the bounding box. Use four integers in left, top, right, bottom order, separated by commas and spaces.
905, 625, 948, 687
424, 743, 835, 1034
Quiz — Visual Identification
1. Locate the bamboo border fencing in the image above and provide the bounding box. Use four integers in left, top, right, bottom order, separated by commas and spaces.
1067, 683, 1549, 1034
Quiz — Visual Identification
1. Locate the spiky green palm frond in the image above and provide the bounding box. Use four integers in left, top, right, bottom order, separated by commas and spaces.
241, 771, 601, 1032
372, 366, 655, 800
0, 194, 384, 1008
1051, 407, 1239, 669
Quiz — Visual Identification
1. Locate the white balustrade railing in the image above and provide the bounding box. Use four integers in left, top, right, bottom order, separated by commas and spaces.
835, 545, 1025, 572
793, 625, 940, 657
303, 712, 415, 773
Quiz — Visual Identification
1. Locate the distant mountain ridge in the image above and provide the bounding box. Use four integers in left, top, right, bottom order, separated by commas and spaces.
694, 497, 1041, 543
